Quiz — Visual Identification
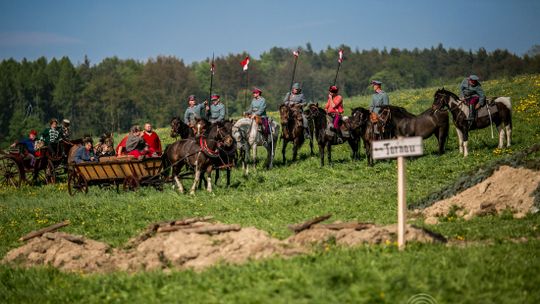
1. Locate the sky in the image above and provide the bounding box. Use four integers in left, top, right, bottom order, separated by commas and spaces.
0, 0, 539, 65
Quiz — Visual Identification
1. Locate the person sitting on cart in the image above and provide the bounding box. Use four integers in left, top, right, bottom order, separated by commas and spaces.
125, 125, 152, 159
10, 129, 38, 167
116, 135, 128, 156
40, 118, 63, 157
142, 122, 161, 156
61, 119, 72, 140
74, 138, 98, 164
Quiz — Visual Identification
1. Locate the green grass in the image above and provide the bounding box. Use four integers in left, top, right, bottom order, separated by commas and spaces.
1, 74, 539, 303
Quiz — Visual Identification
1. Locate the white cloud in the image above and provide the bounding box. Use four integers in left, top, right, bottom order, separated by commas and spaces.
0, 31, 83, 47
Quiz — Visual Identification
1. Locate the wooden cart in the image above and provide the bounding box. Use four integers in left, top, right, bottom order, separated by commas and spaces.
67, 157, 163, 195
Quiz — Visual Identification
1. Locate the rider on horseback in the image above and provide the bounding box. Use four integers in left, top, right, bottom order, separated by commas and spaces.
459, 74, 485, 125
283, 82, 310, 138
324, 85, 345, 143
246, 87, 269, 140
183, 95, 205, 127
206, 94, 225, 124
369, 80, 390, 135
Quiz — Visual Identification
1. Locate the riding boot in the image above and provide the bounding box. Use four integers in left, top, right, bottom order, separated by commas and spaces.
467, 104, 475, 128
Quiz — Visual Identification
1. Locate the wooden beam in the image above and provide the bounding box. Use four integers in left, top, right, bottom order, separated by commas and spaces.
19, 220, 70, 242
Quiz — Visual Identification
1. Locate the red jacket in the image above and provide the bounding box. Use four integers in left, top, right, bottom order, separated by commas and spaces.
143, 131, 162, 153
116, 136, 128, 155
325, 95, 344, 114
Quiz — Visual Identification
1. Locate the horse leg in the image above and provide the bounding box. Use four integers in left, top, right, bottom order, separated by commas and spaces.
327, 142, 332, 165
309, 133, 314, 156
214, 168, 220, 186
292, 141, 299, 162
226, 168, 231, 187
282, 140, 288, 165
497, 125, 505, 149
462, 131, 469, 157
505, 124, 512, 147
455, 127, 464, 154
190, 166, 201, 195
319, 143, 325, 167
206, 167, 213, 193
251, 144, 257, 170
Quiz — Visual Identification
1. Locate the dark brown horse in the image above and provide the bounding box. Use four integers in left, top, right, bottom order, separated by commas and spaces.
432, 88, 512, 157
279, 104, 305, 163
163, 120, 233, 194
377, 105, 449, 155
170, 117, 193, 139
349, 107, 371, 162
305, 104, 359, 166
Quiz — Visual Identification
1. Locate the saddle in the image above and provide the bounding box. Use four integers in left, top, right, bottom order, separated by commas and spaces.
476, 102, 499, 118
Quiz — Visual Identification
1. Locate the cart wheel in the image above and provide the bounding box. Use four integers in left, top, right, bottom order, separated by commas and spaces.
45, 159, 56, 184
0, 157, 23, 187
123, 175, 139, 191
68, 172, 88, 196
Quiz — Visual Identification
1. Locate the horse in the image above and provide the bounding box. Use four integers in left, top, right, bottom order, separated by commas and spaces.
279, 103, 305, 163
163, 120, 233, 194
432, 88, 512, 157
377, 105, 449, 155
349, 107, 371, 161
231, 117, 280, 175
170, 116, 193, 139
209, 119, 236, 188
305, 104, 360, 166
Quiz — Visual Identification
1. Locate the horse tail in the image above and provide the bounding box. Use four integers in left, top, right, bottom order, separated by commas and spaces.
495, 97, 512, 110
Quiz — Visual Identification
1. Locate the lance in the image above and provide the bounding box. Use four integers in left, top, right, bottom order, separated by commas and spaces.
241, 56, 250, 111
209, 52, 215, 102
288, 49, 300, 102
333, 49, 344, 86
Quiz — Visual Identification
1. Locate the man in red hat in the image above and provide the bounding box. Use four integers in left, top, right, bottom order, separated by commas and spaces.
325, 85, 345, 142
11, 129, 38, 167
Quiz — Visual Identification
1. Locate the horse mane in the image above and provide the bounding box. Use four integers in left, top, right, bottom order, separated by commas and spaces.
380, 105, 416, 118
436, 88, 460, 100
351, 106, 369, 114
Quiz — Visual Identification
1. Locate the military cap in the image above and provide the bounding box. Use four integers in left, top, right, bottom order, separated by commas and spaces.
329, 85, 339, 93
371, 80, 382, 85
292, 83, 301, 89
188, 95, 196, 101
211, 94, 220, 100
252, 87, 262, 94
468, 75, 479, 81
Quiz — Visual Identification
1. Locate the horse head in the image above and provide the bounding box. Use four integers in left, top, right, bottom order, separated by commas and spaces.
279, 104, 290, 126
433, 88, 458, 111
350, 107, 370, 130
170, 117, 181, 138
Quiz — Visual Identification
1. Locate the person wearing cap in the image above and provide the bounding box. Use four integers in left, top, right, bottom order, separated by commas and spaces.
74, 138, 98, 164
183, 95, 205, 126
61, 119, 71, 140
142, 122, 161, 156
247, 87, 269, 136
207, 94, 225, 124
283, 83, 309, 137
325, 85, 346, 142
40, 118, 64, 156
11, 130, 38, 167
459, 74, 486, 122
369, 80, 389, 116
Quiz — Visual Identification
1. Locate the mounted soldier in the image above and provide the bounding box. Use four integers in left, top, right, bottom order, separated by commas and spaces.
324, 85, 346, 143
283, 82, 309, 137
459, 74, 486, 124
183, 95, 205, 127
246, 87, 269, 139
369, 80, 390, 135
207, 94, 225, 124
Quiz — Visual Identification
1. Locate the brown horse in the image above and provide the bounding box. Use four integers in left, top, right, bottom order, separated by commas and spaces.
163, 120, 233, 194
377, 105, 449, 155
170, 116, 194, 139
305, 104, 359, 166
432, 88, 512, 157
279, 103, 305, 163
349, 107, 371, 162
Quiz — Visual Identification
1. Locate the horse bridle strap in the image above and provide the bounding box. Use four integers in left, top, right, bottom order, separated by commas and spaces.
199, 137, 220, 158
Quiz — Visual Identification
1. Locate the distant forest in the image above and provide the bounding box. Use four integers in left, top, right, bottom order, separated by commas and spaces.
1, 43, 540, 143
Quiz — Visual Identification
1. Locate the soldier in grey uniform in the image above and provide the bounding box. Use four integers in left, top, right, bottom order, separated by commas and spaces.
369, 80, 390, 135
458, 74, 486, 122
283, 82, 309, 137
246, 87, 269, 137
369, 80, 390, 115
207, 94, 225, 124
183, 95, 205, 126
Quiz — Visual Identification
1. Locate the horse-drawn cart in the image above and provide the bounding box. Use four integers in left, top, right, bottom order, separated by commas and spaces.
0, 145, 56, 187
67, 157, 163, 195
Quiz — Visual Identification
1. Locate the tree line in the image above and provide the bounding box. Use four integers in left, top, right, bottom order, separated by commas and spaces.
1, 43, 540, 144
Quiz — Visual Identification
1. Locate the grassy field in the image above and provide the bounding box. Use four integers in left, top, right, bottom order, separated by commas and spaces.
1, 74, 539, 303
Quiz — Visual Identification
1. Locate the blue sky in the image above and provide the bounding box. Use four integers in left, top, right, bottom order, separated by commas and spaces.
1, 0, 539, 65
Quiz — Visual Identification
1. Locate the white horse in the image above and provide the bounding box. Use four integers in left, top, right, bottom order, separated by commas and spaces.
232, 117, 280, 175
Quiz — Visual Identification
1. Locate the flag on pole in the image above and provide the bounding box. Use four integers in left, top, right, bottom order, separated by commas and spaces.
240, 56, 250, 71
210, 61, 215, 75
338, 49, 344, 63
293, 50, 299, 58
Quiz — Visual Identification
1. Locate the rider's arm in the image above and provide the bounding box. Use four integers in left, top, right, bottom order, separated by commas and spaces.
217, 105, 225, 121
476, 86, 486, 105
332, 96, 342, 109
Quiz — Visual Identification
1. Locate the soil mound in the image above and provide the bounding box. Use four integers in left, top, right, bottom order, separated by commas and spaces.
422, 166, 540, 223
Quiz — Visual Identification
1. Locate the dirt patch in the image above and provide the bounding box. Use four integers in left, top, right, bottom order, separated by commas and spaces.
2, 221, 445, 273
422, 166, 540, 223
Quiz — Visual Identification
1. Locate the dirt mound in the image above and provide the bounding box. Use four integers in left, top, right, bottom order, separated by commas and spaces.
3, 219, 445, 273
288, 224, 446, 246
422, 166, 540, 223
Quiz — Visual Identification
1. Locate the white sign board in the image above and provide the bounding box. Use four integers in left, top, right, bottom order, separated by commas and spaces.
372, 136, 423, 160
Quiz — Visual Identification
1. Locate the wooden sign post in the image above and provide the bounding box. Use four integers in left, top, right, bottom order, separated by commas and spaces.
372, 136, 423, 250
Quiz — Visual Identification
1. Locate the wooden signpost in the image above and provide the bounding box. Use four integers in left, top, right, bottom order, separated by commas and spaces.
372, 136, 423, 250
